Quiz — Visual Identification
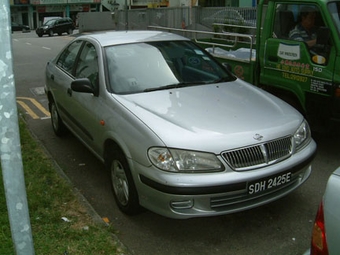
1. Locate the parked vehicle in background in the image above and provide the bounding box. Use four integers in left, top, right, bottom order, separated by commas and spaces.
303, 167, 340, 255
36, 17, 75, 37
11, 22, 30, 32
44, 30, 316, 219
42, 16, 61, 25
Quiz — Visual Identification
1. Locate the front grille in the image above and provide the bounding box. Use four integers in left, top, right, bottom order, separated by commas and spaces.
221, 136, 292, 171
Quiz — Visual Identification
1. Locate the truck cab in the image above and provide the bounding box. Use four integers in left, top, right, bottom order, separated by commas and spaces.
256, 0, 340, 129
187, 0, 340, 130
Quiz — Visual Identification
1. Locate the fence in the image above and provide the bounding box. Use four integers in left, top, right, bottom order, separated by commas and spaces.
113, 6, 257, 36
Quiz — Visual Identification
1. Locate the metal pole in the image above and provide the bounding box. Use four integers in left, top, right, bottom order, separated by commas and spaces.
0, 2, 35, 255
125, 0, 128, 30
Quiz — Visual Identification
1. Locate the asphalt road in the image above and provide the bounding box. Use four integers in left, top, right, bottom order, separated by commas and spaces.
11, 31, 340, 255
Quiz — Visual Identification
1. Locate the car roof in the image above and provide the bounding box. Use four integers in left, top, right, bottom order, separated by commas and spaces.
76, 30, 190, 47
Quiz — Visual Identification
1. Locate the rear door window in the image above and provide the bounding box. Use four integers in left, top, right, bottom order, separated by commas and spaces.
56, 40, 83, 74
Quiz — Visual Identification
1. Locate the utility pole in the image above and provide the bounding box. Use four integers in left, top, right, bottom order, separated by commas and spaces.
125, 0, 128, 30
0, 2, 35, 255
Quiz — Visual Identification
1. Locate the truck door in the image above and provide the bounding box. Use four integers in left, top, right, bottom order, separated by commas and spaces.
261, 3, 335, 123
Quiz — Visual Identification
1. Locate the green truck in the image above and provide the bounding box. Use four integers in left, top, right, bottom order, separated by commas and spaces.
182, 0, 340, 130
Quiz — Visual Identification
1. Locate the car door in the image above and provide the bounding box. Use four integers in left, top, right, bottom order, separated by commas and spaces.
54, 19, 64, 34
47, 40, 84, 130
60, 19, 69, 33
52, 19, 60, 34
66, 41, 102, 152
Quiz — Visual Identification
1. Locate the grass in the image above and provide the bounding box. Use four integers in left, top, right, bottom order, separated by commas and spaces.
0, 119, 128, 255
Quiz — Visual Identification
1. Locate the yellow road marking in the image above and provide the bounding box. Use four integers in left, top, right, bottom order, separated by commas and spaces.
16, 97, 50, 119
17, 97, 50, 117
102, 217, 110, 223
16, 100, 39, 119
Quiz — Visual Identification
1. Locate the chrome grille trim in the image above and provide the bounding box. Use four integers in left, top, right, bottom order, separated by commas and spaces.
222, 136, 292, 171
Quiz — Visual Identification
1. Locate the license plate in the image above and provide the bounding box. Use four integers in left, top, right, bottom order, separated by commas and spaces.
248, 172, 292, 195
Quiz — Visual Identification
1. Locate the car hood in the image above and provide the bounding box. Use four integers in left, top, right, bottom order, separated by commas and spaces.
114, 80, 303, 153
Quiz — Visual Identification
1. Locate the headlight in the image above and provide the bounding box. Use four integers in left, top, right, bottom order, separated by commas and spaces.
293, 120, 311, 152
148, 147, 224, 173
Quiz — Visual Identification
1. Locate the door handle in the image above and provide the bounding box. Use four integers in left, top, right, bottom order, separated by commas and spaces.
67, 88, 72, 97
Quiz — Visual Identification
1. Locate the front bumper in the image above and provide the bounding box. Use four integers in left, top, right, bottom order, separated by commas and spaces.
36, 28, 48, 35
132, 140, 317, 219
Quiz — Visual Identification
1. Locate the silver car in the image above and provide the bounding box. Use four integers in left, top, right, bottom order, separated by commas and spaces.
303, 167, 340, 255
45, 30, 317, 219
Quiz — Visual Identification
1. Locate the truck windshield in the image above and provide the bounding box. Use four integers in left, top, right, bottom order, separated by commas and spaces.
328, 2, 340, 35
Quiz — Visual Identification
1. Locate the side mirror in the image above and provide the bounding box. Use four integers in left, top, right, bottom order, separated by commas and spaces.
71, 78, 95, 94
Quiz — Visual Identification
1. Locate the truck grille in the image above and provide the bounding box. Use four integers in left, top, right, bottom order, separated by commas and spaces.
221, 136, 292, 171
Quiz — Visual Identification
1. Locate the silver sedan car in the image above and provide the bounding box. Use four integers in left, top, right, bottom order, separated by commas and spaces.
45, 30, 317, 219
303, 167, 340, 255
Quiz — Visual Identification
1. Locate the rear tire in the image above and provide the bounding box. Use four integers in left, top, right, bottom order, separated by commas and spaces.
107, 148, 141, 215
50, 100, 67, 136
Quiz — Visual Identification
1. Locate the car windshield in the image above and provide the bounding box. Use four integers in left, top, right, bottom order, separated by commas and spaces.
105, 40, 234, 94
328, 2, 340, 36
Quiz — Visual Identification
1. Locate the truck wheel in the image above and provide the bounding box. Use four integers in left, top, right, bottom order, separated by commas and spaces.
107, 148, 141, 215
37, 33, 43, 37
50, 100, 67, 136
48, 30, 54, 37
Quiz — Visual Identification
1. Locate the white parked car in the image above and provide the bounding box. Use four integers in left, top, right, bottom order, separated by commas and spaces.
45, 30, 317, 219
303, 167, 340, 255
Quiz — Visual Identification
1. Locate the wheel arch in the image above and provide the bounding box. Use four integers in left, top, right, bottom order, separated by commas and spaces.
105, 138, 143, 215
103, 139, 129, 169
46, 90, 55, 111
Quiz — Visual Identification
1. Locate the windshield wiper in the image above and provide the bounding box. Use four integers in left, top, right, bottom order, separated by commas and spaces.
144, 84, 181, 92
144, 81, 206, 92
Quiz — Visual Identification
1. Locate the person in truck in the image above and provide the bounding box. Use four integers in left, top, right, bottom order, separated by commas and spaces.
289, 6, 318, 47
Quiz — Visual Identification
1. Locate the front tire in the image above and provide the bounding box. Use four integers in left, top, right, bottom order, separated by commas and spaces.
50, 100, 67, 136
107, 148, 141, 215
